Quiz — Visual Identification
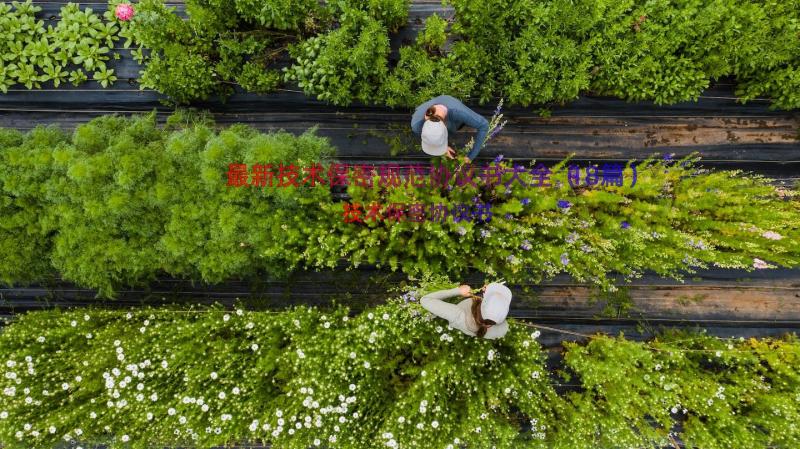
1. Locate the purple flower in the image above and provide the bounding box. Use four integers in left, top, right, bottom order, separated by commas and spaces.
480, 229, 491, 238
557, 200, 571, 209
621, 221, 630, 229
400, 292, 418, 303
493, 102, 503, 116
504, 213, 513, 220
494, 154, 504, 163
664, 153, 674, 162
489, 124, 505, 140
521, 198, 530, 206
472, 195, 481, 203
520, 240, 532, 251
560, 253, 569, 266
566, 232, 578, 244
506, 255, 518, 263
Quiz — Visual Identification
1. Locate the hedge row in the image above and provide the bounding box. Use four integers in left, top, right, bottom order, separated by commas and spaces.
0, 295, 798, 448
119, 0, 800, 109
5, 0, 798, 109
1, 112, 799, 296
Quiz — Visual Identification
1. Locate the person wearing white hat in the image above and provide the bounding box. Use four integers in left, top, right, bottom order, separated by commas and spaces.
411, 95, 490, 163
419, 282, 512, 339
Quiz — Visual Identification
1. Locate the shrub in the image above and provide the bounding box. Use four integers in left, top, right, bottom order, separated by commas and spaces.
0, 301, 797, 448
0, 126, 67, 284
417, 13, 447, 52
334, 0, 410, 32
0, 113, 335, 295
284, 9, 391, 105
125, 0, 319, 103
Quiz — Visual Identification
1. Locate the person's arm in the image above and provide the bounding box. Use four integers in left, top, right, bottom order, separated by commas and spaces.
420, 287, 467, 323
466, 113, 490, 161
411, 115, 425, 136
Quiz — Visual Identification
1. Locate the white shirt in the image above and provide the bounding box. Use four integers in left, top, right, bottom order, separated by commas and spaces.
420, 288, 509, 339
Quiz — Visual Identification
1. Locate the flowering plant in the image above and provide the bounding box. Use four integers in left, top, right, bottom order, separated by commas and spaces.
0, 302, 797, 448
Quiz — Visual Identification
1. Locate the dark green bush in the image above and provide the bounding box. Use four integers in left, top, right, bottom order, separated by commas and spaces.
284, 9, 391, 105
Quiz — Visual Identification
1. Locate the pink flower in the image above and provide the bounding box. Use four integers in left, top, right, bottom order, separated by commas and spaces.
761, 231, 783, 241
115, 3, 135, 21
753, 258, 769, 269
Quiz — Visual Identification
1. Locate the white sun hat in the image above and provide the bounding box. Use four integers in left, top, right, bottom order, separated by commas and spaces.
481, 283, 512, 324
420, 120, 448, 156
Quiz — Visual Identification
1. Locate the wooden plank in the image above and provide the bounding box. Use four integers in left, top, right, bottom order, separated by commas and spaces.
1, 109, 798, 166
2, 269, 799, 322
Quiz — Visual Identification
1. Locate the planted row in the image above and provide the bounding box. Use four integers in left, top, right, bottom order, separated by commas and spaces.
0, 294, 798, 448
1, 112, 799, 296
123, 0, 800, 109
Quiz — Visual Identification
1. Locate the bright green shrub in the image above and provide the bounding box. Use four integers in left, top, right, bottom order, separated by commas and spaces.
284, 10, 391, 105
417, 13, 447, 52
0, 300, 797, 448
0, 113, 335, 295
0, 0, 121, 91
588, 0, 736, 104
555, 332, 800, 449
156, 122, 335, 283
47, 114, 169, 297
0, 126, 68, 284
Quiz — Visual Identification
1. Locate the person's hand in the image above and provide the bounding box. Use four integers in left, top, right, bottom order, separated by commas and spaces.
463, 156, 472, 164
444, 146, 456, 159
458, 284, 472, 297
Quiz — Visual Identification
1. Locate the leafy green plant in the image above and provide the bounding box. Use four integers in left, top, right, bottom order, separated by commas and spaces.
284, 9, 390, 105
0, 303, 797, 448
0, 0, 122, 92
418, 13, 448, 53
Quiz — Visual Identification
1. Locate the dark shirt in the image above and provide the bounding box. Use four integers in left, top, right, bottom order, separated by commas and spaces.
410, 95, 490, 161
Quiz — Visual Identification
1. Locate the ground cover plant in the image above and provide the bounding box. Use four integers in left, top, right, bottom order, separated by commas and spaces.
0, 0, 122, 91
0, 288, 797, 448
0, 113, 798, 296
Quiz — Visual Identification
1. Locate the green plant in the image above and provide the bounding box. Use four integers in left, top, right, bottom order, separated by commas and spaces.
1, 114, 800, 296
0, 0, 122, 92
379, 41, 494, 107
311, 155, 800, 292
125, 0, 316, 103
333, 0, 410, 32
417, 13, 447, 53
284, 9, 390, 105
0, 303, 797, 448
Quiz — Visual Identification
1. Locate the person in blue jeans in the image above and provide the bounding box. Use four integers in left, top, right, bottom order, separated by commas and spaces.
411, 95, 490, 163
